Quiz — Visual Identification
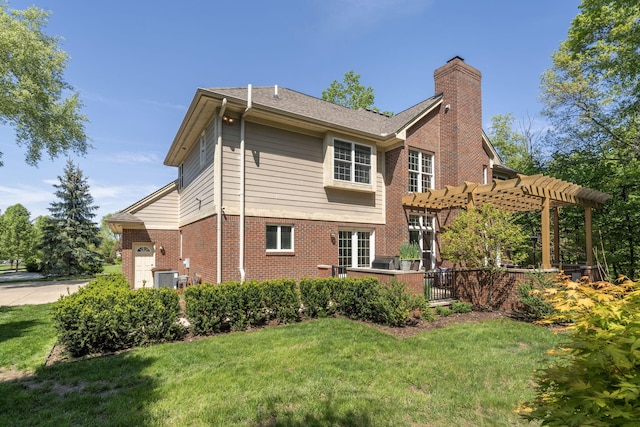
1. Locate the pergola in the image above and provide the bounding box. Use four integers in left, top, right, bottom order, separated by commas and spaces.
402, 174, 612, 269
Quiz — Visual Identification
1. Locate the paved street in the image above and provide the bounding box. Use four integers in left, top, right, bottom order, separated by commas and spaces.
0, 272, 88, 306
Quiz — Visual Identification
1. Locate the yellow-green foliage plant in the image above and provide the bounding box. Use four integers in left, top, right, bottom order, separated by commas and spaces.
519, 276, 640, 426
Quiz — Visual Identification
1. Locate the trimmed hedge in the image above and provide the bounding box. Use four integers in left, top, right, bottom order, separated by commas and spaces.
52, 274, 184, 356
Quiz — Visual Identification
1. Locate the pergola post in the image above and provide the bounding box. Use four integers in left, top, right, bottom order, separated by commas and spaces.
585, 207, 593, 266
541, 196, 551, 269
553, 207, 560, 264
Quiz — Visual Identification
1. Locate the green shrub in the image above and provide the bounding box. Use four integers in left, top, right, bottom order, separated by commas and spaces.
52, 274, 183, 356
515, 271, 555, 321
435, 306, 452, 317
25, 260, 40, 272
451, 301, 472, 313
335, 277, 382, 321
374, 281, 426, 327
260, 279, 300, 323
299, 278, 338, 318
520, 277, 640, 425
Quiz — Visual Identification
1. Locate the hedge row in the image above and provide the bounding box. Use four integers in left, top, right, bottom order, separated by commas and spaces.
52, 274, 184, 356
53, 275, 427, 356
186, 277, 426, 335
184, 279, 299, 335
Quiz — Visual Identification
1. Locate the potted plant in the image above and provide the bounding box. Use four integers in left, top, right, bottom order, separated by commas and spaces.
399, 241, 420, 271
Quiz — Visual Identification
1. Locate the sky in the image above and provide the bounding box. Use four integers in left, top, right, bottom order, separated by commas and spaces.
0, 0, 582, 223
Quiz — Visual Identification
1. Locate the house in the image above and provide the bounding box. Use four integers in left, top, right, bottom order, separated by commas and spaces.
108, 56, 506, 288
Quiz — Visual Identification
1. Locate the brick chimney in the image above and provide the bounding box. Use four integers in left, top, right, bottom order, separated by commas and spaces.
434, 56, 485, 187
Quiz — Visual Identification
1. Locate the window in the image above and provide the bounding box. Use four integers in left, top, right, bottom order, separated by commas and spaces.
408, 150, 434, 192
334, 140, 371, 184
266, 225, 293, 251
338, 230, 373, 268
199, 131, 206, 167
409, 215, 435, 270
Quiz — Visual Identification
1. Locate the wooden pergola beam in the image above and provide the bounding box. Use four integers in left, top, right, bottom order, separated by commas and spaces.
401, 173, 612, 268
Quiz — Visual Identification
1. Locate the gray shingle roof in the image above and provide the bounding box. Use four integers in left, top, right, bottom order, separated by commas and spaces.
203, 86, 442, 138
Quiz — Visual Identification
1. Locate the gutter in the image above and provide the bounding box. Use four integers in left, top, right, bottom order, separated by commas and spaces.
239, 84, 252, 282
216, 98, 227, 284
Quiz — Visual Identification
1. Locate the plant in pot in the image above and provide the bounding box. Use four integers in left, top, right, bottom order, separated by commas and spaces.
399, 241, 420, 271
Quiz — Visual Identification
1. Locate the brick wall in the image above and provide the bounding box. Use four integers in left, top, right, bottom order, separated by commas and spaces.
434, 56, 486, 187
121, 228, 180, 285
178, 215, 385, 283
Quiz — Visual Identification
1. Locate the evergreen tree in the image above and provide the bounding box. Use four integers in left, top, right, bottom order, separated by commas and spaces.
40, 160, 102, 276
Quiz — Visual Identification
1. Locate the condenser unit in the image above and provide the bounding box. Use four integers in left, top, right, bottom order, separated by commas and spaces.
154, 271, 178, 288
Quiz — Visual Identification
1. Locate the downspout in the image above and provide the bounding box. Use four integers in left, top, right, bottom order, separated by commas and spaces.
216, 98, 227, 284
239, 84, 252, 282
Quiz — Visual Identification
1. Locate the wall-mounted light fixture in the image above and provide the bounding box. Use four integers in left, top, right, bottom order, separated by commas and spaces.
222, 115, 235, 124
444, 104, 451, 112
159, 244, 165, 255
330, 231, 336, 244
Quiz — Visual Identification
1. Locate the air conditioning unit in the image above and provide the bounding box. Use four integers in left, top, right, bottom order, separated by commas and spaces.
154, 271, 178, 289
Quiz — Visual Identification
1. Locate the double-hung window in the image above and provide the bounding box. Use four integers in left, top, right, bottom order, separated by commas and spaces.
338, 230, 373, 268
266, 225, 293, 251
408, 149, 434, 192
334, 140, 371, 184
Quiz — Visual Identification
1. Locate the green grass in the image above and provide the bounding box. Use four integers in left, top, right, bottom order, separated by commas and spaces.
0, 304, 56, 372
101, 264, 122, 275
0, 311, 562, 426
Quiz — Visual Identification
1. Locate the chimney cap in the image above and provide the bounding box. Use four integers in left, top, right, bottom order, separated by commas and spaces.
447, 55, 465, 63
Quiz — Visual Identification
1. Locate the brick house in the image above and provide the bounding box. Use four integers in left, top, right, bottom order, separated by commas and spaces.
108, 56, 511, 288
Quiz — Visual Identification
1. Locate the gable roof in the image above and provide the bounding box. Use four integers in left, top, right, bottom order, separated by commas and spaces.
164, 86, 443, 166
106, 181, 178, 233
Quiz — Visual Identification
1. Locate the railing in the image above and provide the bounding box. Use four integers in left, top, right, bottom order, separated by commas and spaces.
332, 265, 347, 278
424, 269, 456, 302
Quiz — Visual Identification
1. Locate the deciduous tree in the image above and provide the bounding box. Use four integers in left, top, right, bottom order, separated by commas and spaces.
0, 4, 89, 167
0, 204, 37, 271
322, 70, 393, 116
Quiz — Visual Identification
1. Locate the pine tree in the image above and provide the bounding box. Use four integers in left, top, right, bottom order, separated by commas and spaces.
40, 160, 102, 276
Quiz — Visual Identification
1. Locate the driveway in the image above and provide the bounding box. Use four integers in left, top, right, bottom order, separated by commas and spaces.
0, 272, 88, 306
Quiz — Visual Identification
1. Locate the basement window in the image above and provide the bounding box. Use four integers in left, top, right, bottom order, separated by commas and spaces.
266, 225, 293, 252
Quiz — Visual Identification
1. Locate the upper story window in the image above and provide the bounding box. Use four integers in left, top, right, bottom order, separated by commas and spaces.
409, 149, 434, 193
334, 140, 371, 184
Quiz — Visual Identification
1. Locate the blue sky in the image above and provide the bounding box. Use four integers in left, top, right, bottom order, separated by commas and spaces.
0, 0, 581, 222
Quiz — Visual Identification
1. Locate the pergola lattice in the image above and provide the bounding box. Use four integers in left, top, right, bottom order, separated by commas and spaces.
402, 174, 612, 269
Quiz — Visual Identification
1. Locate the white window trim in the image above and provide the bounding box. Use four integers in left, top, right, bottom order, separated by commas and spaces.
266, 224, 294, 252
408, 149, 434, 193
323, 134, 376, 193
409, 214, 435, 270
338, 229, 374, 268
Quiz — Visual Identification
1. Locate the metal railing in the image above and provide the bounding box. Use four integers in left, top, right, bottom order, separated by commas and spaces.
424, 269, 457, 301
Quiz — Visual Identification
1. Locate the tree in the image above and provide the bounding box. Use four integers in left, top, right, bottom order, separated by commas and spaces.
440, 204, 529, 308
0, 204, 37, 271
99, 213, 119, 260
322, 70, 393, 116
0, 4, 89, 167
540, 0, 640, 278
40, 160, 102, 276
487, 113, 541, 175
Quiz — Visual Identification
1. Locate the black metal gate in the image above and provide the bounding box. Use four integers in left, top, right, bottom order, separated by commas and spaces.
424, 269, 457, 301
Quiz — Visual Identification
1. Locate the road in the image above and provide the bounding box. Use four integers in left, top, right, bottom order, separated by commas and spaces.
0, 272, 88, 306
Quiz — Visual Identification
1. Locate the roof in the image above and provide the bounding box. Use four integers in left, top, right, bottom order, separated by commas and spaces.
164, 86, 443, 166
402, 174, 612, 212
203, 86, 442, 137
106, 181, 178, 233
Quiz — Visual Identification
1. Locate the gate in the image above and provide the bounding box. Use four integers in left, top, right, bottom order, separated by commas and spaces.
424, 269, 457, 302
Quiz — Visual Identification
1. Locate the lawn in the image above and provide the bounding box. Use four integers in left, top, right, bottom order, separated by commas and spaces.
0, 306, 561, 426
101, 263, 122, 275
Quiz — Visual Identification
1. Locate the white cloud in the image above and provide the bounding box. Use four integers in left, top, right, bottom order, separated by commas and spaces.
142, 99, 188, 111
112, 152, 160, 165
